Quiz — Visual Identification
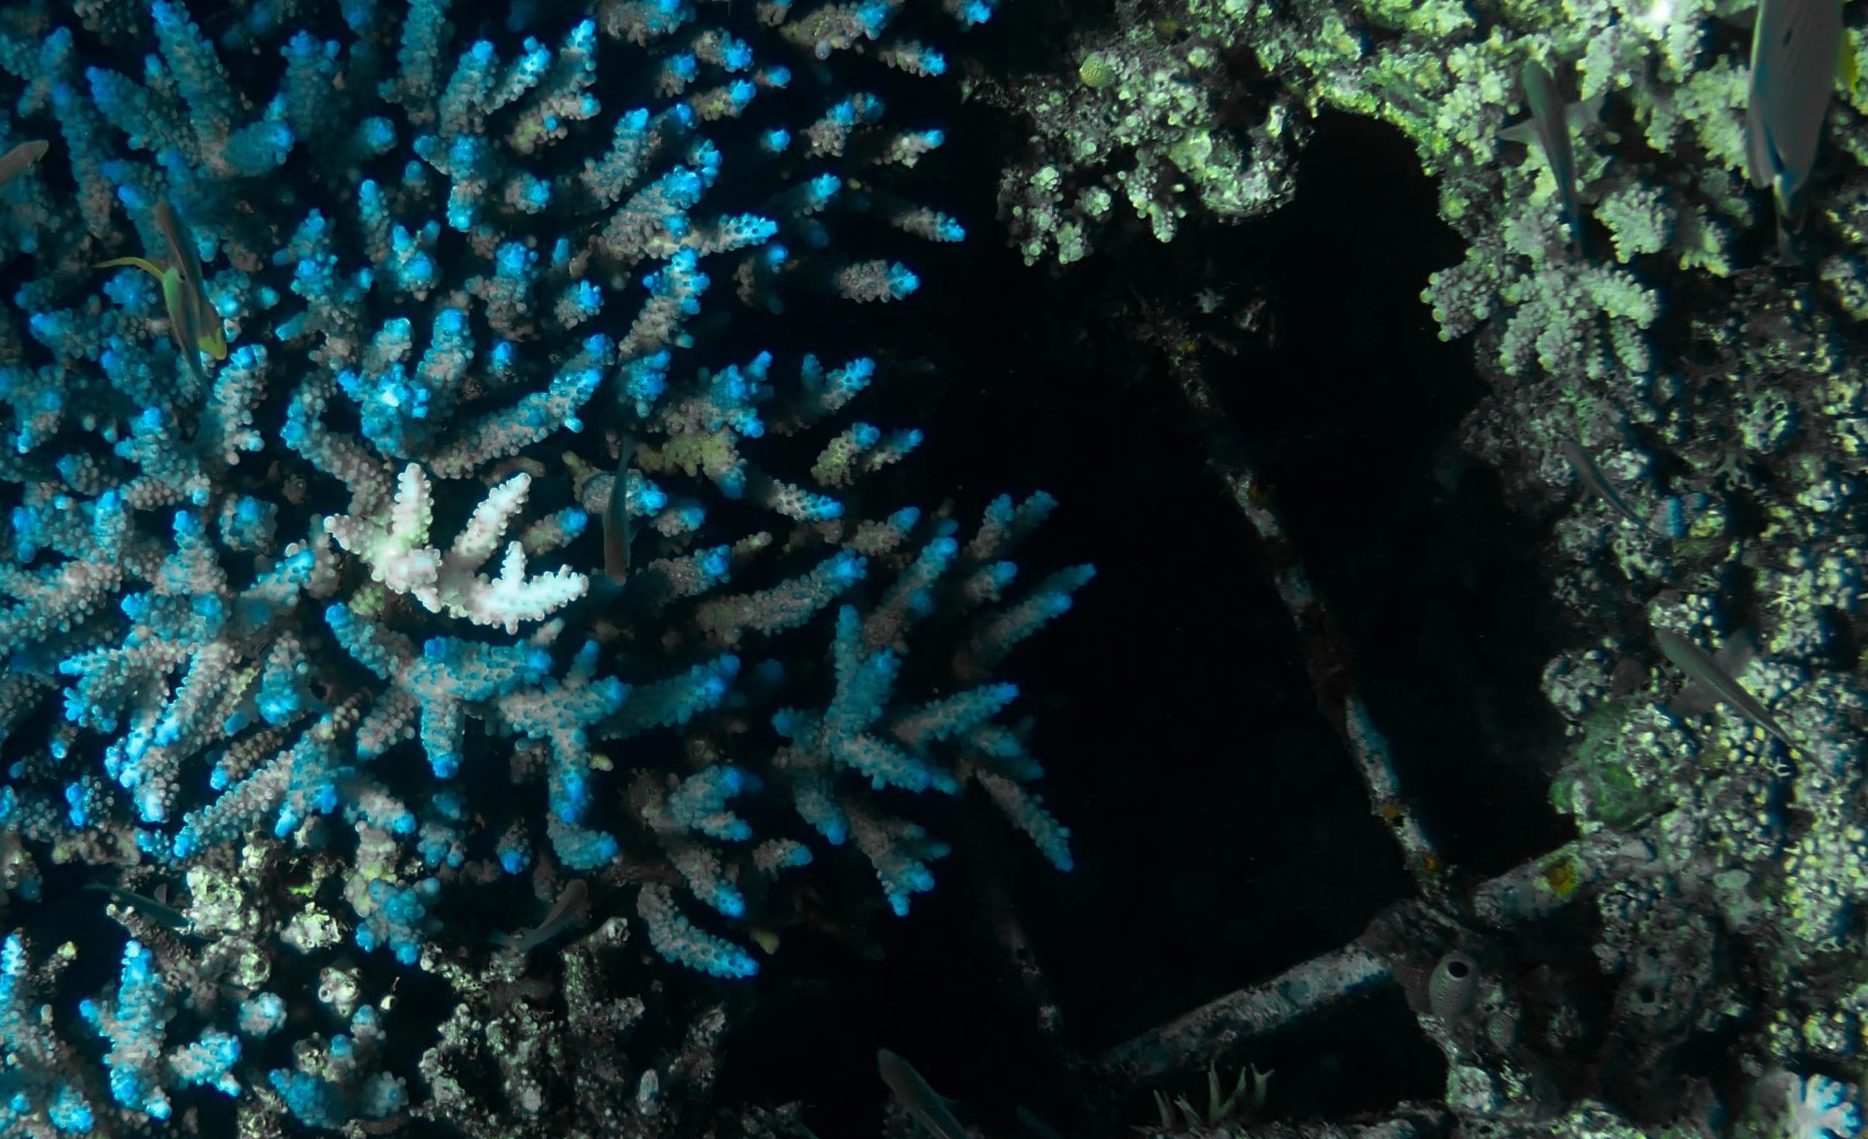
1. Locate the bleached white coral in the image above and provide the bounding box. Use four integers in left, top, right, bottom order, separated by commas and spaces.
1772, 1072, 1863, 1139
326, 464, 588, 633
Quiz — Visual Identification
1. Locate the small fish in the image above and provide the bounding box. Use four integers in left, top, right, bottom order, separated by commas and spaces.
95, 199, 224, 378
877, 1049, 974, 1139
1654, 628, 1795, 749
490, 877, 589, 953
1500, 61, 1596, 250
602, 436, 636, 585
1746, 0, 1847, 232
97, 253, 207, 380
153, 200, 225, 361
0, 140, 48, 190
1560, 437, 1654, 534
85, 881, 197, 935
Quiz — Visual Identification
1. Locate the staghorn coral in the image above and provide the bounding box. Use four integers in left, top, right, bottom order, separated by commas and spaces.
0, 0, 1089, 1132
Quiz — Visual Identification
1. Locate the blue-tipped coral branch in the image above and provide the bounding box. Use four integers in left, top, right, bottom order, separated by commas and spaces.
0, 0, 1086, 1132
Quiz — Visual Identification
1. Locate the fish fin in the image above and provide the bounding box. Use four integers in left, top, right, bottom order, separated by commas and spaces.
1564, 93, 1605, 130
1498, 119, 1538, 145
1713, 630, 1757, 676
1670, 682, 1719, 718
1773, 169, 1801, 224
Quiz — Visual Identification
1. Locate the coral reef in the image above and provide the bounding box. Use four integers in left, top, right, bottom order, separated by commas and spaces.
981, 0, 1310, 264
0, 0, 1089, 1132
1007, 0, 1868, 1134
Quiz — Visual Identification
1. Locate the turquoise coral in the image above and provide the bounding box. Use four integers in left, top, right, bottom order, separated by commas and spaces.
0, 0, 1091, 1132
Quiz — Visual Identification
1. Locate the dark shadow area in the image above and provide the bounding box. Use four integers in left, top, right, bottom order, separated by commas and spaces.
717, 110, 1530, 1139
1214, 111, 1576, 879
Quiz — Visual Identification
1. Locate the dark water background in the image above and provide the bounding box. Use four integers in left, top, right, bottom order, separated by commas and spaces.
717, 94, 1578, 1138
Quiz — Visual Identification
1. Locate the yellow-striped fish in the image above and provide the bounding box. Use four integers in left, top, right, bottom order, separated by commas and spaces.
96, 200, 224, 378
96, 253, 207, 380
154, 200, 224, 360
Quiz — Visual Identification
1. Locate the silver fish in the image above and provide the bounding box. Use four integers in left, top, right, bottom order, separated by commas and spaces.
153, 199, 225, 361
602, 437, 636, 585
878, 1049, 974, 1139
1654, 628, 1794, 748
491, 878, 589, 952
1746, 0, 1844, 227
0, 139, 47, 190
1560, 437, 1654, 534
1501, 61, 1591, 249
85, 881, 197, 935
